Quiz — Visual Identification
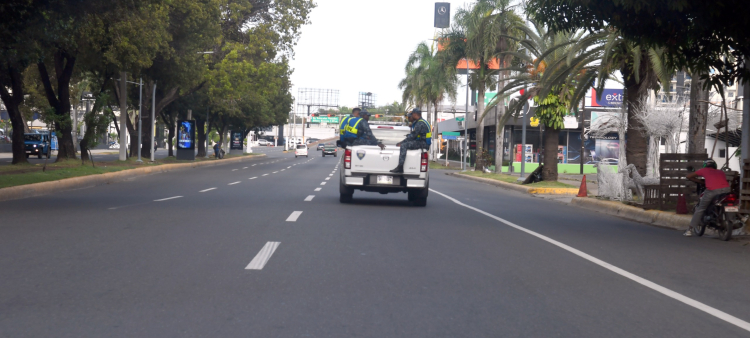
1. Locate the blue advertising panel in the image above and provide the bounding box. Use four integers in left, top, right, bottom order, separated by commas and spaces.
177, 120, 195, 149
590, 88, 624, 107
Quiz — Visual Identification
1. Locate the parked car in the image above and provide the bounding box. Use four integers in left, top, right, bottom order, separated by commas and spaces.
257, 139, 270, 146
24, 133, 51, 159
295, 144, 308, 157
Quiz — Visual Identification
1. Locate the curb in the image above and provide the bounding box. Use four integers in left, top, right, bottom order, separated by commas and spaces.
447, 172, 579, 195
0, 154, 266, 202
570, 197, 691, 230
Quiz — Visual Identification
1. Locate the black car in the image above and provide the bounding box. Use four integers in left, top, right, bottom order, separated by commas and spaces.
322, 143, 337, 157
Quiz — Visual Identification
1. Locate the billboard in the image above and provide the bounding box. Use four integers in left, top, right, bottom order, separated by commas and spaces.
176, 120, 195, 149
434, 3, 450, 28
230, 131, 243, 150
590, 88, 624, 107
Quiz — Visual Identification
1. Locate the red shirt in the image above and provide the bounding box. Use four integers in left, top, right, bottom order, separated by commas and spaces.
696, 168, 729, 190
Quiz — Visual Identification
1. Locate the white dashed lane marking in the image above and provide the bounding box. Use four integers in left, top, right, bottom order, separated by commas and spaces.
243, 167, 248, 169
262, 174, 269, 176
286, 211, 303, 222
245, 242, 280, 270
314, 188, 322, 191
325, 177, 330, 180
232, 169, 238, 171
273, 171, 278, 174
320, 182, 326, 185
304, 195, 315, 201
154, 196, 183, 202
249, 177, 257, 180
229, 181, 241, 185
200, 188, 217, 192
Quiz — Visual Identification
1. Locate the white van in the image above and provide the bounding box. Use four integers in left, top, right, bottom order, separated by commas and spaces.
295, 144, 308, 157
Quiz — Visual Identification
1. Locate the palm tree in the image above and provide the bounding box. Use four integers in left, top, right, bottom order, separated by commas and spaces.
399, 42, 458, 159
492, 19, 593, 181
440, 0, 522, 170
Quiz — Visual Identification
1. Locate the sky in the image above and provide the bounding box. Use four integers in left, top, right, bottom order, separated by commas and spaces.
288, 0, 471, 113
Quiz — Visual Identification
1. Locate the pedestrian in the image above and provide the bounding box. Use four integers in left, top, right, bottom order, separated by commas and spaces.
338, 108, 361, 147
685, 159, 731, 236
390, 108, 431, 173
352, 110, 385, 148
213, 142, 222, 159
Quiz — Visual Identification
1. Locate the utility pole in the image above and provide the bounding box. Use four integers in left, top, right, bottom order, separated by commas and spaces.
150, 82, 156, 162
463, 59, 469, 170
119, 72, 127, 161
136, 77, 143, 163
517, 100, 528, 181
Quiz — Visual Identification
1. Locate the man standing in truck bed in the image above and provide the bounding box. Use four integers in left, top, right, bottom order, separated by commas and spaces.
390, 108, 430, 173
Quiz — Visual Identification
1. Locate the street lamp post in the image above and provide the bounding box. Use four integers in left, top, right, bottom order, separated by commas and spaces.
150, 81, 156, 162
463, 57, 469, 171
136, 77, 143, 163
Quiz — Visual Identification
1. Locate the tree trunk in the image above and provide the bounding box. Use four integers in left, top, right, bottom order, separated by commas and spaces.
688, 72, 709, 154
167, 120, 175, 157
494, 71, 507, 173
37, 51, 77, 161
542, 127, 559, 181
196, 119, 206, 157
475, 80, 486, 170
625, 83, 647, 176
0, 65, 29, 164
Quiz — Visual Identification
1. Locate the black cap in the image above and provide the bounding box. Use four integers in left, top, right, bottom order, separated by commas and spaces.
411, 108, 422, 115
360, 110, 371, 117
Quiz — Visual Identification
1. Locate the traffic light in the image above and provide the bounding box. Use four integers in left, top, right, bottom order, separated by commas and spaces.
327, 114, 333, 117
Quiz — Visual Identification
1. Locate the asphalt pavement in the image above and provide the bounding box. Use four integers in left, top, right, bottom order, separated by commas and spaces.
1, 147, 749, 337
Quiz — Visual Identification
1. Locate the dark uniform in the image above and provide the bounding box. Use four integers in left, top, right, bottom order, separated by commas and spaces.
396, 118, 429, 167
352, 118, 379, 146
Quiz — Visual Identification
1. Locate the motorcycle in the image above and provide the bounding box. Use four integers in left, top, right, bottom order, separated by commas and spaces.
693, 182, 743, 241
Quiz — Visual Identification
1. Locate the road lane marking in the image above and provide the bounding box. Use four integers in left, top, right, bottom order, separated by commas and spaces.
273, 171, 278, 173
262, 174, 269, 176
287, 166, 292, 169
314, 188, 322, 191
286, 211, 303, 222
325, 177, 330, 180
229, 181, 241, 185
232, 169, 238, 171
304, 195, 315, 201
249, 177, 257, 180
252, 164, 257, 166
154, 196, 183, 202
320, 182, 326, 185
245, 242, 280, 270
243, 167, 248, 169
281, 169, 285, 171
429, 188, 750, 333
329, 174, 333, 176
200, 188, 217, 192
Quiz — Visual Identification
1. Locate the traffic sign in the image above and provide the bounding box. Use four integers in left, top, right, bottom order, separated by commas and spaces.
443, 135, 457, 140
442, 131, 461, 136
456, 117, 465, 121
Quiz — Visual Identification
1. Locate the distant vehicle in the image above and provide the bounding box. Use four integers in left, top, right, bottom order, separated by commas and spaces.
339, 125, 428, 206
24, 133, 51, 159
322, 144, 337, 157
257, 139, 271, 146
586, 158, 618, 165
295, 144, 308, 158
317, 143, 325, 151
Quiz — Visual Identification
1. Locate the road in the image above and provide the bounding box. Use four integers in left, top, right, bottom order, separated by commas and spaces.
1, 148, 749, 337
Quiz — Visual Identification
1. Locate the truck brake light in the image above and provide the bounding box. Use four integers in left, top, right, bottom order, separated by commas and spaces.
345, 149, 352, 169
420, 152, 428, 172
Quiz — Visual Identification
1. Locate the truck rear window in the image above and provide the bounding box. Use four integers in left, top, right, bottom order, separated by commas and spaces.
371, 129, 410, 145
296, 145, 306, 149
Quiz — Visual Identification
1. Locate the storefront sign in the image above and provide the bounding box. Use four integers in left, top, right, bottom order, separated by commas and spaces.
590, 88, 624, 107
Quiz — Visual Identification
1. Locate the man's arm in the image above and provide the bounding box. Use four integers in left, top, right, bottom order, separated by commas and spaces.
686, 171, 702, 183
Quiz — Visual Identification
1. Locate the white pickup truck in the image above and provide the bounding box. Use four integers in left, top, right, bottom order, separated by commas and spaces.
339, 125, 429, 206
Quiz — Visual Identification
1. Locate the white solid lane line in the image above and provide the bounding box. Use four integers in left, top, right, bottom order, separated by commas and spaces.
229, 181, 241, 185
429, 188, 750, 333
304, 195, 315, 201
286, 211, 303, 222
200, 188, 217, 192
154, 196, 183, 202
245, 241, 280, 270
314, 188, 322, 191
320, 182, 326, 185
249, 177, 257, 180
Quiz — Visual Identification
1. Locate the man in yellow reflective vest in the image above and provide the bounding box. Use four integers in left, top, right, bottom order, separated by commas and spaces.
338, 108, 360, 147
390, 108, 431, 173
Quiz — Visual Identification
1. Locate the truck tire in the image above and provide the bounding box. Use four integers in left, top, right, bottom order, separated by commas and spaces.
409, 188, 428, 206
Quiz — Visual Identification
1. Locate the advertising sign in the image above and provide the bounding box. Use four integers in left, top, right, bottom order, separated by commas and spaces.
176, 120, 195, 149
311, 116, 339, 123
230, 131, 243, 150
434, 2, 450, 28
590, 88, 624, 107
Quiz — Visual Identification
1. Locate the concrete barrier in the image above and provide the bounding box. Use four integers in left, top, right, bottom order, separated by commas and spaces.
0, 154, 266, 202
570, 197, 691, 230
447, 172, 579, 195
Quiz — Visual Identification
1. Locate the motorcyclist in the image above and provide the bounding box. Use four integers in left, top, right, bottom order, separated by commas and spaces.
685, 159, 730, 236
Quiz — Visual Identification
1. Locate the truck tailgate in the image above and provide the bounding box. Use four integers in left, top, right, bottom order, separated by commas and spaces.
350, 145, 422, 175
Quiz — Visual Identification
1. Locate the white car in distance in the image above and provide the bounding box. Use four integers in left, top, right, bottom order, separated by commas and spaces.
295, 144, 308, 157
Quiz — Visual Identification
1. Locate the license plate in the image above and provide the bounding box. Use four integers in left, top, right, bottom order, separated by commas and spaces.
25, 151, 31, 153
725, 206, 739, 212
376, 175, 393, 184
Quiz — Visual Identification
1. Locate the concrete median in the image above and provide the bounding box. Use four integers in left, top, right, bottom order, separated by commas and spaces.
0, 154, 265, 202
447, 172, 579, 195
570, 197, 691, 230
